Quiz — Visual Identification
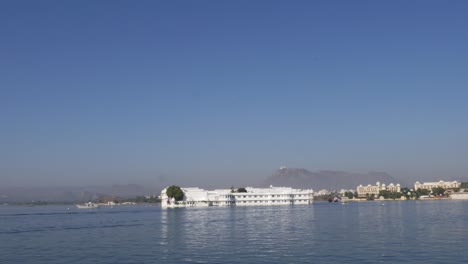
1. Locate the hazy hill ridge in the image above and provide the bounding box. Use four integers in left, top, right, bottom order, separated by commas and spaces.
0, 184, 153, 203
264, 167, 401, 190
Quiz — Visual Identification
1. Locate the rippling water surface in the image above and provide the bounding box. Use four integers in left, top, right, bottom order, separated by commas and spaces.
1, 201, 467, 263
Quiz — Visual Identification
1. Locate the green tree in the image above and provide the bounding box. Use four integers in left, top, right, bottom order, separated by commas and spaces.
166, 186, 184, 201
392, 192, 402, 199
237, 188, 247, 193
135, 196, 147, 203
377, 190, 402, 200
416, 188, 430, 196
401, 188, 410, 196
400, 187, 412, 200
432, 187, 446, 196
365, 193, 375, 200
379, 190, 390, 199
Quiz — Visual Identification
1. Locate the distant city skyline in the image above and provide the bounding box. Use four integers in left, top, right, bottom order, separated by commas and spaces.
1, 1, 468, 188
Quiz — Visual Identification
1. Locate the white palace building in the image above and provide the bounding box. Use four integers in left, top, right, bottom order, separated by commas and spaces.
356, 182, 401, 198
414, 180, 461, 191
161, 186, 314, 208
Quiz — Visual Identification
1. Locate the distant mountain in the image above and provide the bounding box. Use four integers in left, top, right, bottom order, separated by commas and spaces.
263, 167, 402, 190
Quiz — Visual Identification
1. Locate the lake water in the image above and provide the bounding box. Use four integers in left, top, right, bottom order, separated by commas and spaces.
0, 201, 467, 263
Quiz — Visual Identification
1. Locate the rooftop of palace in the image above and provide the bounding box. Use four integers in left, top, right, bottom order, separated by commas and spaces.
171, 186, 314, 195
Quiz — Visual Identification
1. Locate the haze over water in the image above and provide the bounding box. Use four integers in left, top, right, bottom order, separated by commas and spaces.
1, 201, 467, 264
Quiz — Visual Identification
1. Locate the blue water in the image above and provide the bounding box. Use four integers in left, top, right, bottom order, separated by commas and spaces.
0, 201, 467, 263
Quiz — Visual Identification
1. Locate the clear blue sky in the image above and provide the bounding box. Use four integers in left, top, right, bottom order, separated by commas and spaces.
1, 0, 468, 188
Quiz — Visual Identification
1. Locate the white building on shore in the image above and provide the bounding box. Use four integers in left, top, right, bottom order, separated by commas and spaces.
315, 189, 331, 196
414, 180, 460, 191
356, 182, 401, 198
450, 192, 468, 200
161, 186, 314, 208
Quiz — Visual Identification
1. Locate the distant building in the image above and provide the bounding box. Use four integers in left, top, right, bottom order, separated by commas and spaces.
356, 182, 401, 198
161, 186, 314, 208
339, 189, 355, 195
316, 189, 331, 196
414, 180, 460, 191
450, 193, 468, 200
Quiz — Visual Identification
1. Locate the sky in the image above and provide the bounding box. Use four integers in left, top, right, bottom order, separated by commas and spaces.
1, 0, 468, 189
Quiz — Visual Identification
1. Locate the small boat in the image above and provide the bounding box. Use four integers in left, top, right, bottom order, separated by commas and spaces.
341, 197, 350, 204
76, 202, 100, 209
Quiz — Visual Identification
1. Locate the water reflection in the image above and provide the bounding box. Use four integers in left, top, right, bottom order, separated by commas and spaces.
156, 201, 468, 263
1, 202, 467, 263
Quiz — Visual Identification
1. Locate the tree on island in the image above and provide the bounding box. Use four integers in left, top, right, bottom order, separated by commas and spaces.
237, 188, 247, 193
432, 187, 446, 196
344, 191, 354, 199
378, 190, 390, 199
132, 196, 161, 203
416, 188, 430, 197
166, 185, 184, 201
400, 187, 412, 199
378, 190, 402, 200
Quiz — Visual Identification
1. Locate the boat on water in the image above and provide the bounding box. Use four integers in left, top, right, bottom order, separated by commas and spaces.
341, 197, 350, 203
76, 202, 100, 209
